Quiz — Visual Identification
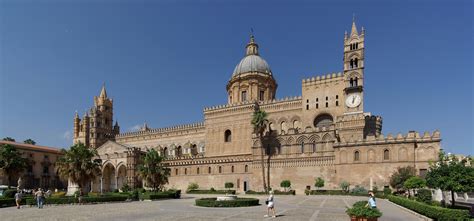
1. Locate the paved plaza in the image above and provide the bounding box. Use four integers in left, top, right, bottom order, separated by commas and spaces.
1, 194, 422, 221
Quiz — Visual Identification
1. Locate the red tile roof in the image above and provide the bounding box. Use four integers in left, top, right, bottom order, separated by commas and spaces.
0, 140, 63, 154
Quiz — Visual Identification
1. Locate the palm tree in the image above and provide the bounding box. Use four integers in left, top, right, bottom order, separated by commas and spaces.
251, 105, 269, 192
0, 144, 27, 186
138, 149, 171, 191
55, 143, 102, 192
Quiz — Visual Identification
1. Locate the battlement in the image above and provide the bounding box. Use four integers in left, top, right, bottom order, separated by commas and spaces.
204, 96, 302, 114
335, 130, 441, 147
117, 122, 205, 138
302, 72, 344, 85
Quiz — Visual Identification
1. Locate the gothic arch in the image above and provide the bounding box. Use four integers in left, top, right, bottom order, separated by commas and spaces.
308, 134, 320, 143
286, 137, 295, 145
253, 140, 260, 147
322, 133, 332, 141
296, 135, 308, 144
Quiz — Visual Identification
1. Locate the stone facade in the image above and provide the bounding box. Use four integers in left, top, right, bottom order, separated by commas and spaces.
0, 141, 65, 190
74, 21, 440, 194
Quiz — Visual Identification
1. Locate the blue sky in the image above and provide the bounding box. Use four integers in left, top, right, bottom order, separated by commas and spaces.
0, 0, 472, 155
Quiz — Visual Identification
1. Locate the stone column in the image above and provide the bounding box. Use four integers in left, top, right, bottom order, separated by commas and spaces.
100, 176, 103, 194
115, 176, 118, 190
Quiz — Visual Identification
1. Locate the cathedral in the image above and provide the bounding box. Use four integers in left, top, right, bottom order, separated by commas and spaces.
73, 21, 441, 194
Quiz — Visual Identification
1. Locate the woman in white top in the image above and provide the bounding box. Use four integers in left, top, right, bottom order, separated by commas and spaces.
264, 190, 276, 218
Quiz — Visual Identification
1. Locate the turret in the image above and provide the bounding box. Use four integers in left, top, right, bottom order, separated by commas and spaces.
74, 111, 80, 138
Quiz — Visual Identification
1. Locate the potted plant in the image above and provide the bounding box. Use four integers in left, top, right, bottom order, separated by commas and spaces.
346, 201, 382, 221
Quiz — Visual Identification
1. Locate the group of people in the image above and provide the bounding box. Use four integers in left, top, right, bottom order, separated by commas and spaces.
14, 188, 52, 209
263, 190, 377, 218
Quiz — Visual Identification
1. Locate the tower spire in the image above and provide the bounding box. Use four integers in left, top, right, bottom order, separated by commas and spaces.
100, 83, 107, 98
351, 15, 359, 37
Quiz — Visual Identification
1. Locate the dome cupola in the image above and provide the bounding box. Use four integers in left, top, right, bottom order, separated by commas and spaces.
226, 35, 277, 105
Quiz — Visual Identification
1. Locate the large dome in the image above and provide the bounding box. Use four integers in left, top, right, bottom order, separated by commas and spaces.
232, 55, 272, 77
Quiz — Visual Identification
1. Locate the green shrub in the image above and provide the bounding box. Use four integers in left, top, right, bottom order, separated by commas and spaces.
280, 180, 291, 192
140, 190, 181, 200
0, 198, 15, 208
224, 182, 234, 189
210, 187, 216, 192
388, 195, 470, 220
3, 189, 17, 198
88, 192, 100, 197
113, 189, 119, 193
346, 203, 382, 218
351, 185, 368, 195
415, 189, 432, 204
245, 190, 295, 195
383, 187, 392, 195
130, 190, 139, 201
314, 177, 325, 189
187, 182, 199, 192
51, 191, 67, 198
187, 189, 235, 195
340, 181, 350, 193
121, 184, 131, 192
195, 197, 259, 207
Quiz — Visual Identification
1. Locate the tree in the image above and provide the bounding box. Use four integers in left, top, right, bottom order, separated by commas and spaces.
426, 152, 474, 207
23, 139, 36, 145
280, 180, 291, 192
315, 177, 325, 190
55, 143, 102, 192
389, 166, 415, 192
403, 176, 426, 197
225, 182, 234, 191
0, 144, 27, 186
251, 106, 269, 192
340, 181, 350, 193
2, 137, 15, 142
138, 148, 170, 192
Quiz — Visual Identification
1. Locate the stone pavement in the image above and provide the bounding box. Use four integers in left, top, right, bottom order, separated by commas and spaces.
0, 194, 422, 221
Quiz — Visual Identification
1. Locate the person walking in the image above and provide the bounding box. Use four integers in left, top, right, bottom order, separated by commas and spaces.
35, 188, 44, 209
367, 191, 377, 208
264, 190, 277, 218
14, 190, 22, 209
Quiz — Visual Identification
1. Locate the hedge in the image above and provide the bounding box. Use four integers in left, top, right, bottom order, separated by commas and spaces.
305, 190, 386, 198
0, 196, 34, 208
187, 189, 236, 195
245, 190, 296, 195
387, 195, 470, 220
25, 195, 129, 205
140, 190, 181, 200
195, 197, 259, 207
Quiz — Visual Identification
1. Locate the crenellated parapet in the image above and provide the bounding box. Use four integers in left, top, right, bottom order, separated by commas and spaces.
165, 154, 252, 166
116, 122, 205, 139
204, 96, 302, 116
335, 130, 441, 147
302, 72, 344, 86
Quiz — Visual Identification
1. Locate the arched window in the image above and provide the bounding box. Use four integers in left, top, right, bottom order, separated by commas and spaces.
384, 149, 390, 160
245, 165, 249, 173
224, 130, 232, 142
350, 59, 354, 69
231, 165, 234, 173
208, 167, 211, 174
197, 167, 200, 174
184, 168, 187, 175
312, 142, 316, 152
300, 142, 305, 153
314, 114, 333, 128
356, 43, 358, 49
350, 78, 354, 87
354, 58, 358, 68
354, 77, 358, 86
175, 168, 178, 175
176, 146, 182, 157
219, 166, 222, 173
354, 151, 360, 161
350, 44, 352, 50
163, 147, 168, 158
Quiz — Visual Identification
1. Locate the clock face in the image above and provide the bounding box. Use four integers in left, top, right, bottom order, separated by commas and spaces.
345, 94, 361, 108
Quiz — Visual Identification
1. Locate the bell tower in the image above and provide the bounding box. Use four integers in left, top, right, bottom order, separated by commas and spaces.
343, 18, 365, 114
73, 85, 120, 148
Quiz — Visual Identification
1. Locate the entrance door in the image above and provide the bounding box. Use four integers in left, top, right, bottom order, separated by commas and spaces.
243, 181, 248, 192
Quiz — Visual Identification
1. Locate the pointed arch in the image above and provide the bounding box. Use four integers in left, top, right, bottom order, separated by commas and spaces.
296, 136, 308, 144
286, 137, 295, 145
322, 133, 332, 141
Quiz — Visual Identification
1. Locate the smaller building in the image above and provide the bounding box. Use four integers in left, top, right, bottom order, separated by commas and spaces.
0, 141, 65, 190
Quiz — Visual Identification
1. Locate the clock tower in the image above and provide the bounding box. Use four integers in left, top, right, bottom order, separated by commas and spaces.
343, 19, 365, 114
